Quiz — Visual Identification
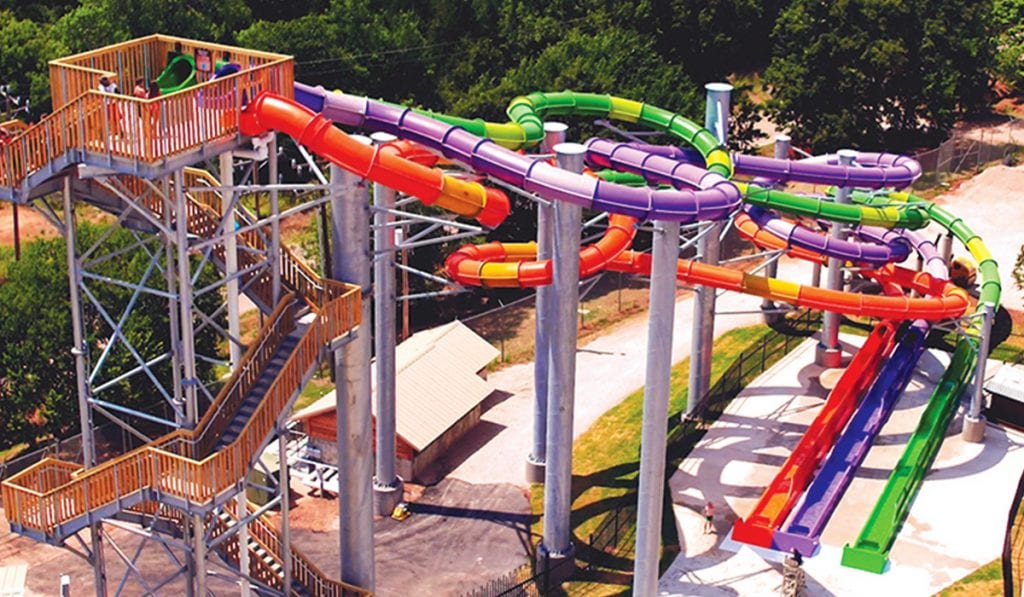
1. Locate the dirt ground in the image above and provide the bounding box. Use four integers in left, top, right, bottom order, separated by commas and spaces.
0, 203, 58, 249
277, 478, 534, 596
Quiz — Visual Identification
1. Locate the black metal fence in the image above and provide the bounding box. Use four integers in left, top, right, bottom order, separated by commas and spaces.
1003, 466, 1024, 596
459, 551, 575, 597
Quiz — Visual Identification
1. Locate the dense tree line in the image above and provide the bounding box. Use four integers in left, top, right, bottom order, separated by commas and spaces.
2, 0, 1017, 150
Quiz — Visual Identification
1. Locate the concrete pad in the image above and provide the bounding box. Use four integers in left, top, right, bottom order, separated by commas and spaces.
662, 334, 1024, 596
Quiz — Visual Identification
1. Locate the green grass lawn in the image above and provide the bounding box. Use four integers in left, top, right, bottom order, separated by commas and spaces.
937, 559, 1003, 596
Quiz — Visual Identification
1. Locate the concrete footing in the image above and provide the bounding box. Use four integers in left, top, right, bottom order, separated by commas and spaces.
372, 478, 404, 516
962, 414, 986, 443
814, 343, 843, 368
525, 456, 546, 484
536, 541, 576, 586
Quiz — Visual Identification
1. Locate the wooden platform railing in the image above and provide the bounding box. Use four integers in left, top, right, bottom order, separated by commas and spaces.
49, 34, 291, 111
0, 60, 292, 196
222, 501, 372, 597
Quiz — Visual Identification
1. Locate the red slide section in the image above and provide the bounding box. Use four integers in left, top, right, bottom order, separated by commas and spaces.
731, 321, 899, 548
240, 94, 510, 227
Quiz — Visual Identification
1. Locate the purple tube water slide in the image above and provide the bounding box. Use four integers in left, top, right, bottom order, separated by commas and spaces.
626, 142, 922, 189
771, 230, 943, 557
584, 138, 912, 265
745, 206, 911, 265
292, 82, 742, 223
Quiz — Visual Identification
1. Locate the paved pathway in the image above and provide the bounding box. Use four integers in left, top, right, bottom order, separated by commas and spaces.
442, 259, 811, 486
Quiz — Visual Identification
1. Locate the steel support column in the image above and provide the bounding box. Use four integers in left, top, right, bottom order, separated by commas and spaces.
761, 135, 790, 325
687, 82, 731, 416
370, 131, 403, 516
632, 217, 682, 595
964, 302, 995, 442
329, 160, 375, 592
269, 136, 282, 305
236, 490, 251, 597
162, 176, 184, 425
220, 152, 242, 367
174, 167, 205, 596
278, 425, 292, 593
527, 121, 566, 484
816, 149, 857, 367
174, 169, 199, 425
537, 142, 585, 578
64, 176, 108, 597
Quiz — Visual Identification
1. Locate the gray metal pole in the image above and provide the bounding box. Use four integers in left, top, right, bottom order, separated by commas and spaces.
174, 167, 206, 597
64, 177, 108, 597
221, 152, 242, 367
278, 425, 292, 593
941, 232, 954, 265
174, 169, 199, 426
527, 121, 566, 484
538, 142, 584, 576
687, 83, 731, 416
269, 136, 282, 306
815, 149, 857, 367
964, 302, 995, 443
236, 491, 251, 597
370, 131, 403, 516
632, 217, 682, 596
761, 135, 790, 324
329, 159, 375, 592
161, 177, 184, 426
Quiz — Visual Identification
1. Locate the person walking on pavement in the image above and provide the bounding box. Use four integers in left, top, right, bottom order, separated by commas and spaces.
703, 500, 715, 534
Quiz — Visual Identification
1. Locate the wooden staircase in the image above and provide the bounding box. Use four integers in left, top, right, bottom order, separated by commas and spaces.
211, 501, 370, 596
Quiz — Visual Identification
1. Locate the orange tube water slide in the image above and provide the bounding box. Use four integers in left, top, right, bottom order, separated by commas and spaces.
734, 210, 826, 264
240, 94, 510, 227
445, 214, 637, 287
605, 252, 966, 320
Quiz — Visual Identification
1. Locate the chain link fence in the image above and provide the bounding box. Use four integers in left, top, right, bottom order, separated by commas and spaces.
912, 116, 1024, 187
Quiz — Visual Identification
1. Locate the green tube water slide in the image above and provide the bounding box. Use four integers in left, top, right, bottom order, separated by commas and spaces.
156, 54, 197, 95
410, 91, 733, 177
593, 173, 931, 230
840, 189, 1000, 573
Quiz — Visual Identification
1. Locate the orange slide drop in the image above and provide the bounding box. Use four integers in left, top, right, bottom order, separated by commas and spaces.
240, 94, 509, 227
445, 214, 638, 287
606, 252, 968, 321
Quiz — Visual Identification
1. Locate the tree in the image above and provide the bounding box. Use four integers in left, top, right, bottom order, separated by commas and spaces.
993, 0, 1024, 92
765, 0, 993, 152
0, 10, 63, 114
0, 224, 222, 448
